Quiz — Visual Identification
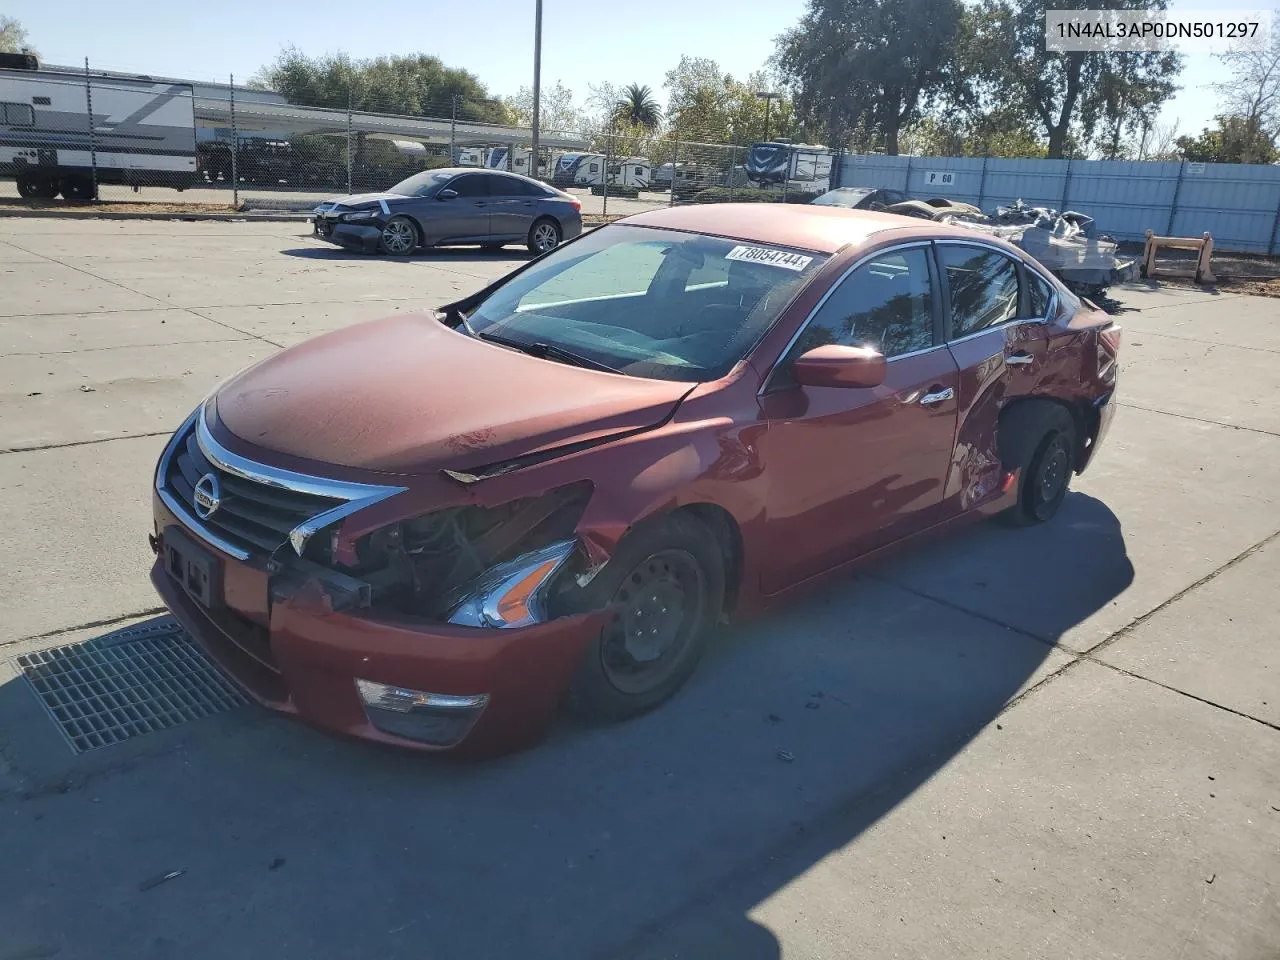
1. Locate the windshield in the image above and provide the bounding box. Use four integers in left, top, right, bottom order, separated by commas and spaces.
388, 170, 454, 197
463, 225, 827, 382
811, 188, 872, 207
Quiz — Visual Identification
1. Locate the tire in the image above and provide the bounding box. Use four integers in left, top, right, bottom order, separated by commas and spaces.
59, 176, 96, 201
998, 401, 1076, 527
377, 216, 418, 256
16, 174, 57, 199
565, 513, 726, 723
527, 217, 561, 255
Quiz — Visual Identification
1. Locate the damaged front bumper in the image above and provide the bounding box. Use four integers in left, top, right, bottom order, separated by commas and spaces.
151, 494, 605, 755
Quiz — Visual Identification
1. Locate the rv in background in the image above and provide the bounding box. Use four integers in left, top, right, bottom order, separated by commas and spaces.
745, 140, 835, 194
485, 146, 544, 178
552, 152, 607, 187
608, 157, 651, 189
0, 53, 197, 199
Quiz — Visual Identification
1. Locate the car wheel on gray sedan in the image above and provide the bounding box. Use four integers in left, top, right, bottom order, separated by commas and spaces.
378, 216, 418, 256
565, 513, 725, 723
528, 218, 562, 255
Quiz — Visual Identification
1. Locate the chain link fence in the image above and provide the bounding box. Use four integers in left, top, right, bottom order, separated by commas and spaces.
0, 59, 837, 216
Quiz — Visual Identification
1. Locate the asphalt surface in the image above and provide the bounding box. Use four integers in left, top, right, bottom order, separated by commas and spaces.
0, 218, 1277, 960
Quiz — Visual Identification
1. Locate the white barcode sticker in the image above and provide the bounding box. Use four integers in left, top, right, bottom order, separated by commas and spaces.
724, 245, 813, 272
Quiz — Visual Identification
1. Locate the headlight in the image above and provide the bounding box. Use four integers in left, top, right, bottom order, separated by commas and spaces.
342, 209, 378, 221
447, 540, 576, 629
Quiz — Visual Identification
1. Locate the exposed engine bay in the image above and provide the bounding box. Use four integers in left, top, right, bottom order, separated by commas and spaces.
271, 482, 596, 624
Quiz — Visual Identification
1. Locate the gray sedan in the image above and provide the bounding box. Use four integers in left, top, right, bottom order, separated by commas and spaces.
312, 168, 584, 256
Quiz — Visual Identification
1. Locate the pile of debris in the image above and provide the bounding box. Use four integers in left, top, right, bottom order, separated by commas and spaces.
953, 200, 1139, 297
886, 197, 1139, 298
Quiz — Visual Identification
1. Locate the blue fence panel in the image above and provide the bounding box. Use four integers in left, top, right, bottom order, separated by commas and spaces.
837, 154, 1280, 254
1170, 162, 1280, 254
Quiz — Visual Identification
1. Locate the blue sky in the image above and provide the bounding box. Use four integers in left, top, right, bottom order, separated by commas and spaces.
5, 0, 1263, 142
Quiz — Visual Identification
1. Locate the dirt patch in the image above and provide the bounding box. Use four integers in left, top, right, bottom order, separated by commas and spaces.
0, 198, 241, 216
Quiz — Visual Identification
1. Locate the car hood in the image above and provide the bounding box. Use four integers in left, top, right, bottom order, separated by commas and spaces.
320, 192, 405, 209
212, 313, 695, 476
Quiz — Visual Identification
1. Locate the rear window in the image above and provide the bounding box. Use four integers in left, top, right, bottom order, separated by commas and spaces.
464, 225, 827, 381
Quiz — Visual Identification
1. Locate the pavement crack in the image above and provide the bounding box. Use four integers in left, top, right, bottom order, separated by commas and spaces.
1115, 402, 1280, 438
1084, 658, 1280, 732
0, 430, 171, 456
1, 608, 169, 649
1087, 526, 1280, 660
860, 572, 1056, 648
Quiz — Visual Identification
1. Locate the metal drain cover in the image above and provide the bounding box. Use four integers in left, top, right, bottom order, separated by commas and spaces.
16, 618, 248, 754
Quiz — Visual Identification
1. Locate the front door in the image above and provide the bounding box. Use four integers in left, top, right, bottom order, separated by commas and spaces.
758, 243, 961, 593
429, 172, 491, 243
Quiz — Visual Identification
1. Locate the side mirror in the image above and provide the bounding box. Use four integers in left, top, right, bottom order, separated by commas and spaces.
792, 344, 886, 389
437, 188, 458, 200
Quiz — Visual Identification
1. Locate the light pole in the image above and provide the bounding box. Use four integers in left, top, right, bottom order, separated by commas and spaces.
756, 91, 782, 142
531, 0, 543, 178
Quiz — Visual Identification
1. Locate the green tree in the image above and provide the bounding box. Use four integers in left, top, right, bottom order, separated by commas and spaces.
0, 15, 35, 55
1214, 33, 1280, 151
663, 57, 800, 146
614, 84, 662, 130
1176, 116, 1278, 164
253, 47, 505, 123
960, 0, 1181, 159
775, 0, 962, 155
501, 81, 585, 132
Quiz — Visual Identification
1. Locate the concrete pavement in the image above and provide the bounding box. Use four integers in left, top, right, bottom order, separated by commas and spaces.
0, 219, 1276, 960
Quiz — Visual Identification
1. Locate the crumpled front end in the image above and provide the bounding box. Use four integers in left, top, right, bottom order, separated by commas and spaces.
150, 407, 622, 755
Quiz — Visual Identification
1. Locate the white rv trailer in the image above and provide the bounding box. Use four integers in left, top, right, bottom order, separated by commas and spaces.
0, 54, 197, 199
608, 157, 651, 189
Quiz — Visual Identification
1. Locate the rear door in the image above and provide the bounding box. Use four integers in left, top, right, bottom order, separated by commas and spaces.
936, 241, 1054, 508
487, 174, 541, 241
429, 172, 491, 243
759, 243, 961, 592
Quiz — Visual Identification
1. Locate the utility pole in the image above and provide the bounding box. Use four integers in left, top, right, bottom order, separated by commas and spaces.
450, 93, 458, 163
531, 0, 543, 178
756, 91, 782, 143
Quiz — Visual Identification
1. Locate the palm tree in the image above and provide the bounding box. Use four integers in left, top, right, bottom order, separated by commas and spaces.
614, 83, 662, 131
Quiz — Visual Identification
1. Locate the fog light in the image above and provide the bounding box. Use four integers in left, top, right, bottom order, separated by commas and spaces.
355, 679, 488, 746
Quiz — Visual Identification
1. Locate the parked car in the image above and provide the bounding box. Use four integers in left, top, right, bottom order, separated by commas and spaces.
311, 167, 583, 255
150, 204, 1121, 756
810, 186, 910, 210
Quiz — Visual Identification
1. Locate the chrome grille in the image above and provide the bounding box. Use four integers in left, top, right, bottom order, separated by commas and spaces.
156, 410, 408, 560
166, 423, 341, 554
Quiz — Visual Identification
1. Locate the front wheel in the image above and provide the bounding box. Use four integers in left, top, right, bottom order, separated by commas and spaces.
527, 218, 561, 255
565, 514, 725, 723
16, 174, 57, 199
377, 216, 418, 255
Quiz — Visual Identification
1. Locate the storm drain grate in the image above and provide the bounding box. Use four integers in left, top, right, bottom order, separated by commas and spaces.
16, 618, 249, 754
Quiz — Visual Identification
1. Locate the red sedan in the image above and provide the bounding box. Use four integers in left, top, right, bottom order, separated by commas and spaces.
151, 204, 1120, 755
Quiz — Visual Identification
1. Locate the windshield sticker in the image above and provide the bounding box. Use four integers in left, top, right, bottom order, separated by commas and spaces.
725, 245, 813, 271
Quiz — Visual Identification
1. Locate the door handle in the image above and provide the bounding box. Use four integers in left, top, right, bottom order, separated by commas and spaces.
919, 386, 954, 406
1005, 352, 1034, 366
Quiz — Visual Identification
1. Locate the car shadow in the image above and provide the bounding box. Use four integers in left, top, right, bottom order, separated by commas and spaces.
279, 245, 534, 265
0, 493, 1133, 960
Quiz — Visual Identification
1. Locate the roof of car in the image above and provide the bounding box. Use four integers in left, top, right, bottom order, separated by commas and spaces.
619, 203, 961, 255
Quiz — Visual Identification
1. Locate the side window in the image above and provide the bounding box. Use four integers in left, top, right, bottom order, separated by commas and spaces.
884, 190, 907, 205
2, 103, 36, 126
938, 245, 1019, 338
791, 248, 935, 360
1026, 269, 1054, 318
450, 175, 488, 198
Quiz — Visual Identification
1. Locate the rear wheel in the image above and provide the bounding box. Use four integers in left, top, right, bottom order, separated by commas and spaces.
998, 402, 1076, 527
59, 176, 96, 201
527, 217, 561, 255
377, 216, 418, 255
566, 514, 725, 723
